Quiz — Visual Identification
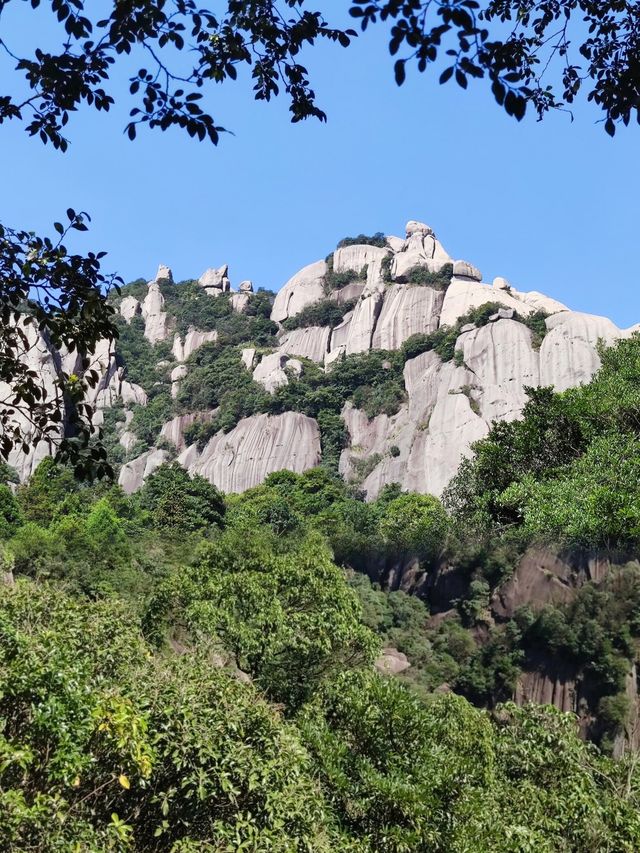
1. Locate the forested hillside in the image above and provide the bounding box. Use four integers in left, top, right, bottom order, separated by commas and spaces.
3, 223, 640, 849
2, 327, 640, 849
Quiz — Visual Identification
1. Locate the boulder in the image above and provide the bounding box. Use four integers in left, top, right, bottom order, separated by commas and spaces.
238, 280, 254, 292
493, 276, 511, 290
120, 296, 141, 322
142, 282, 171, 343
391, 219, 452, 281
253, 352, 300, 394
172, 328, 218, 362
452, 260, 482, 281
230, 293, 251, 314
156, 264, 173, 283
271, 260, 326, 323
199, 265, 231, 294
240, 348, 256, 371
539, 311, 623, 391
375, 648, 411, 675
119, 430, 138, 453
170, 364, 188, 398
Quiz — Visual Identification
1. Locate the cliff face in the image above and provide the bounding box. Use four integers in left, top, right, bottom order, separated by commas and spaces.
8, 220, 637, 498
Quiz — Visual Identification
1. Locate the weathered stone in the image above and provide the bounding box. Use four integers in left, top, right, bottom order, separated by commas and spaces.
238, 280, 254, 292
118, 448, 170, 494
459, 323, 476, 334
172, 329, 218, 362
119, 430, 138, 453
160, 411, 215, 451
333, 244, 390, 291
371, 284, 443, 350
253, 352, 302, 394
329, 282, 365, 304
440, 279, 533, 327
240, 348, 256, 371
458, 320, 540, 423
156, 264, 173, 283
279, 326, 331, 363
142, 282, 171, 343
493, 276, 511, 290
230, 293, 251, 314
189, 412, 321, 492
345, 294, 384, 354
271, 260, 326, 323
199, 265, 231, 293
375, 648, 411, 675
539, 311, 622, 392
390, 220, 452, 282
452, 260, 482, 281
120, 296, 141, 322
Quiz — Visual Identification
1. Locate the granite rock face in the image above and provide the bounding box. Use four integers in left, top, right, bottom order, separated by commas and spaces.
142, 281, 171, 343
271, 260, 326, 323
12, 217, 638, 500
185, 412, 321, 492
199, 265, 231, 294
371, 284, 444, 350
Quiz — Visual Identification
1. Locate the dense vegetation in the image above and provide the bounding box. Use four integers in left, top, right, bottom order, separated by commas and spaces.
5, 269, 640, 846
3, 453, 640, 849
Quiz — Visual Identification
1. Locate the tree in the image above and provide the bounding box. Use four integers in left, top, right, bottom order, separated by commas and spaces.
351, 0, 640, 134
136, 462, 226, 532
145, 527, 379, 706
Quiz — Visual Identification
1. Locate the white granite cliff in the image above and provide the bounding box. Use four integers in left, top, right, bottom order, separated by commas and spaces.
7, 219, 635, 497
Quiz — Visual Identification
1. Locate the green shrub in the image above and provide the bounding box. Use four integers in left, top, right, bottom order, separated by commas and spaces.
336, 232, 387, 249
323, 253, 361, 293
403, 262, 453, 290
282, 297, 356, 331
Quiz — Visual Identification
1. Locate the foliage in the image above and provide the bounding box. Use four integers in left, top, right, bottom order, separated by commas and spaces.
146, 528, 379, 707
0, 213, 119, 476
130, 393, 175, 451
402, 262, 453, 290
113, 315, 173, 394
322, 254, 363, 293
350, 0, 640, 134
282, 297, 356, 331
336, 232, 388, 249
136, 463, 225, 532
0, 581, 340, 850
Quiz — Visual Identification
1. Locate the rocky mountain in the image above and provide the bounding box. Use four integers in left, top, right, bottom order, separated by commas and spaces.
6, 219, 638, 497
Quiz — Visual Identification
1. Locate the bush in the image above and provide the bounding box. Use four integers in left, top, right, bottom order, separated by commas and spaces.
323, 254, 362, 293
336, 232, 387, 249
403, 262, 453, 290
137, 462, 225, 532
282, 297, 356, 331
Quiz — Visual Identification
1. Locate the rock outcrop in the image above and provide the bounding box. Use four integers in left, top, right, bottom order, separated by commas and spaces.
184, 412, 321, 492
119, 448, 170, 494
271, 260, 326, 323
199, 265, 231, 294
12, 217, 637, 499
142, 280, 171, 343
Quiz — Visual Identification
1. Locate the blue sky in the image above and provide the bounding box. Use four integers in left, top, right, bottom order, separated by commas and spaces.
1, 5, 638, 328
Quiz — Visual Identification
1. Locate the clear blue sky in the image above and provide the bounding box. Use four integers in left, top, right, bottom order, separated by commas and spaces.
1, 5, 638, 328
